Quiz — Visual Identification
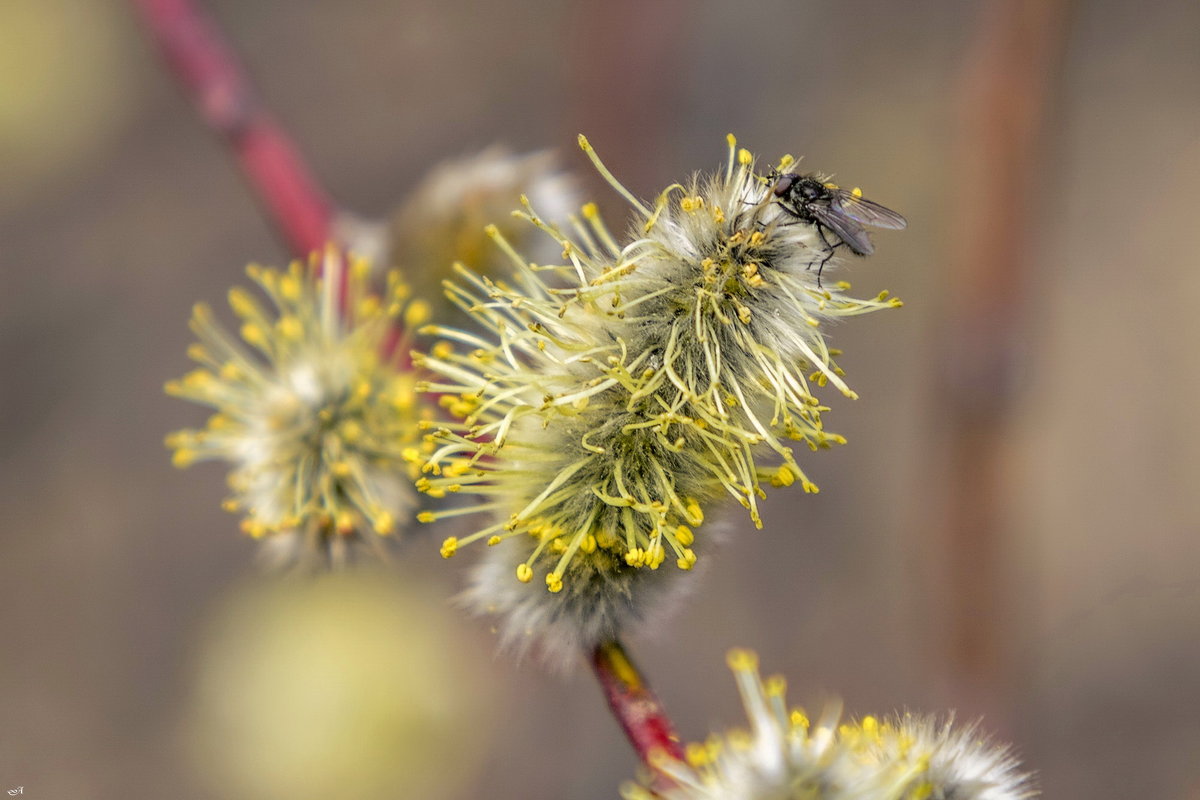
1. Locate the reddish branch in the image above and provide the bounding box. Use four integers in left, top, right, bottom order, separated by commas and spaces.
936, 0, 1073, 709
132, 0, 334, 257
590, 638, 685, 772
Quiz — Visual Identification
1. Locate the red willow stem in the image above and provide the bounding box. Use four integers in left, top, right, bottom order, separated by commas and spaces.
935, 0, 1073, 716
132, 0, 334, 258
590, 638, 685, 771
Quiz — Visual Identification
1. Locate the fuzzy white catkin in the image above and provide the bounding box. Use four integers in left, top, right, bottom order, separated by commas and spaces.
622, 650, 1035, 800
166, 251, 433, 569
415, 136, 902, 662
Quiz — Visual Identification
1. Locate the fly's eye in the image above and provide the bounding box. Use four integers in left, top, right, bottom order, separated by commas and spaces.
772, 175, 796, 197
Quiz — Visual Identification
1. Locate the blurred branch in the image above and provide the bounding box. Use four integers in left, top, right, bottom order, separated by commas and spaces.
590, 638, 684, 777
131, 0, 334, 257
936, 0, 1074, 704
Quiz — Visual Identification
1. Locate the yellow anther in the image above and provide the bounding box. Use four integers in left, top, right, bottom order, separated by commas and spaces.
391, 385, 416, 411
335, 511, 355, 534
443, 460, 471, 477
738, 148, 753, 165
487, 535, 502, 546
580, 534, 597, 554
191, 302, 213, 323
417, 511, 436, 523
431, 341, 454, 359
546, 573, 563, 593
774, 465, 795, 487
278, 272, 302, 301
673, 525, 694, 546
765, 675, 787, 696
227, 287, 257, 318
726, 648, 758, 672
240, 323, 266, 347
331, 461, 352, 477
676, 549, 696, 570
405, 300, 431, 328
163, 431, 190, 450
852, 186, 863, 198
440, 537, 458, 558
350, 256, 370, 280
516, 563, 533, 583
241, 519, 269, 539
171, 449, 196, 468
790, 709, 810, 730
182, 369, 213, 389
685, 500, 703, 525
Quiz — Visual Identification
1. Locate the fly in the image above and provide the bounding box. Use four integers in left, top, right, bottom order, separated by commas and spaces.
770, 172, 906, 283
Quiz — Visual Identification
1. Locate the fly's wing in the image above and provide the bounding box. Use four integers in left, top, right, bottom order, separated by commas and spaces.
831, 191, 908, 230
811, 206, 875, 256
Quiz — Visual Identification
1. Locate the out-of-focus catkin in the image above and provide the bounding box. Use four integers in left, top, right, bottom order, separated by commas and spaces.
622, 649, 1034, 800
165, 250, 432, 569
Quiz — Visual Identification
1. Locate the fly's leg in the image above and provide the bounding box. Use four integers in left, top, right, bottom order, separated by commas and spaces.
808, 224, 841, 288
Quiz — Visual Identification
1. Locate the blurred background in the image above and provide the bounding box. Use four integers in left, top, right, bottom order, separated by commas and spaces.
2, 0, 1199, 797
